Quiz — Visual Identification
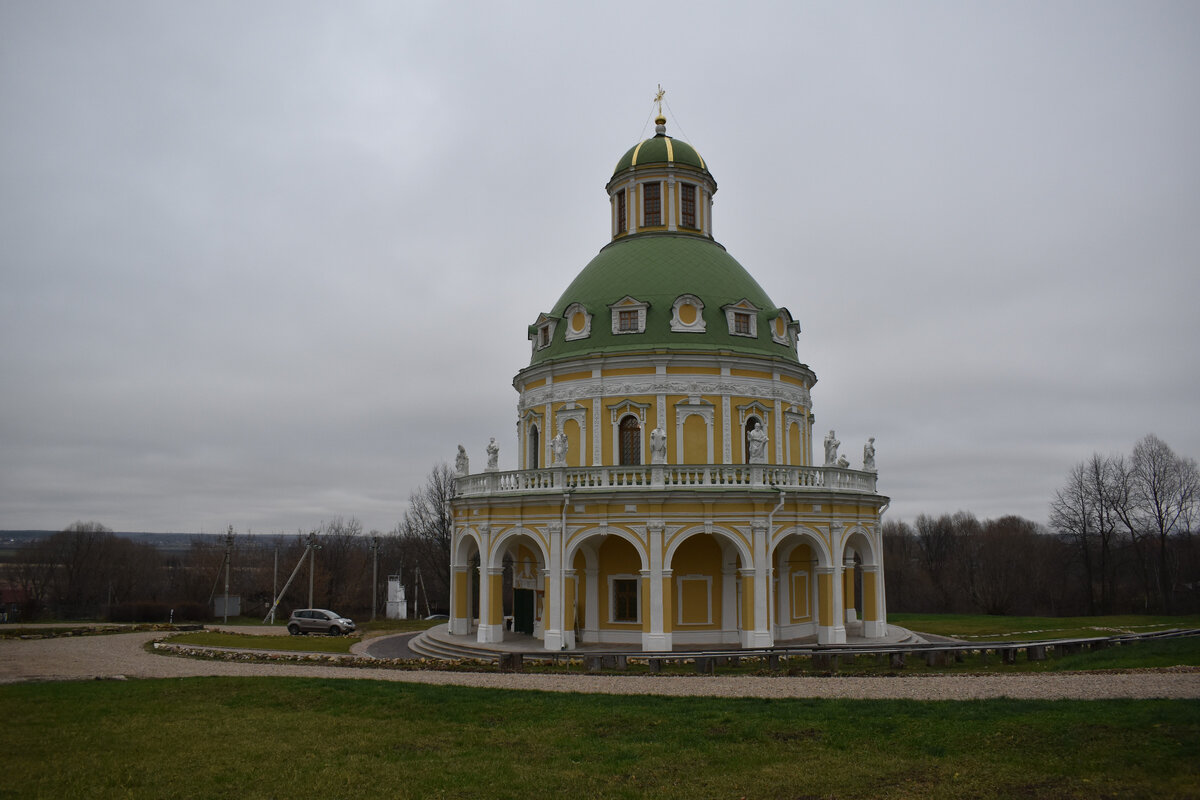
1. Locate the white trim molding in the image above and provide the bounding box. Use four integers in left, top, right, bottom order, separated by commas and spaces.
670, 294, 707, 333
562, 302, 592, 341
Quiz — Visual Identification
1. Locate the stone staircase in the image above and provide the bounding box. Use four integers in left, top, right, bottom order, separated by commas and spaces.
407, 626, 500, 662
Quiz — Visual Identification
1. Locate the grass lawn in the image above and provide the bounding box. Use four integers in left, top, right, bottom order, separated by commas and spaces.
0, 678, 1196, 799
169, 630, 361, 653
890, 613, 1200, 641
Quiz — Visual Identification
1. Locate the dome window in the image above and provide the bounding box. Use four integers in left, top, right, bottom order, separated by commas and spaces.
771, 307, 801, 349
609, 296, 648, 335
680, 183, 696, 229
529, 313, 557, 352
563, 303, 592, 341
642, 181, 662, 227
670, 294, 706, 333
615, 189, 627, 235
722, 299, 760, 338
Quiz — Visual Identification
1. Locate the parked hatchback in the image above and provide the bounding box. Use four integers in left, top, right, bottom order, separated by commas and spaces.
287, 608, 356, 636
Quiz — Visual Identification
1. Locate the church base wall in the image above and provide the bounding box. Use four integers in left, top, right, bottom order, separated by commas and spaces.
670, 629, 740, 646
817, 624, 847, 645
776, 621, 817, 641
741, 629, 774, 648
642, 632, 673, 651
477, 623, 505, 644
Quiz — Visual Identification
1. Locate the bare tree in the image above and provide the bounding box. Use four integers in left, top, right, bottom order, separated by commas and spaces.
1117, 435, 1200, 613
1050, 454, 1123, 614
394, 463, 455, 614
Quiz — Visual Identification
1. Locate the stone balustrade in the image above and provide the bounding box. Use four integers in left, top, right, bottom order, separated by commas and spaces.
453, 463, 877, 497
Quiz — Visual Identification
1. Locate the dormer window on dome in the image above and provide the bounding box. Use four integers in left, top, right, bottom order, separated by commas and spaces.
530, 313, 556, 352
609, 296, 648, 335
723, 299, 760, 338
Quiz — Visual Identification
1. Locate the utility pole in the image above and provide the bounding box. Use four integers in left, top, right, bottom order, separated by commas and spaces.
270, 542, 278, 624
222, 526, 234, 624
370, 535, 380, 621
307, 530, 321, 609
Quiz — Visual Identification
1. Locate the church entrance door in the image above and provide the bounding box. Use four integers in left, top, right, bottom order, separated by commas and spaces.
513, 589, 535, 635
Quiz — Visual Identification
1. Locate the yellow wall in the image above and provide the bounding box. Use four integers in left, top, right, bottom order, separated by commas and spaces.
784, 420, 800, 466
670, 535, 723, 629
682, 414, 707, 464
817, 571, 833, 627
488, 571, 504, 626
597, 536, 641, 630
785, 542, 813, 623
453, 570, 468, 615
563, 418, 582, 467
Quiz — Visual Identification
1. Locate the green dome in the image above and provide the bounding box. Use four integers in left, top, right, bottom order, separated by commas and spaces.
613, 134, 710, 178
530, 233, 797, 366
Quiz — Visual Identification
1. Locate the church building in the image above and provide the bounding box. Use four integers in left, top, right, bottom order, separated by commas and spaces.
449, 105, 889, 651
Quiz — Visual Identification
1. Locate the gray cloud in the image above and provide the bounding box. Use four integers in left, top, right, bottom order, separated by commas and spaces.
2, 1, 1197, 533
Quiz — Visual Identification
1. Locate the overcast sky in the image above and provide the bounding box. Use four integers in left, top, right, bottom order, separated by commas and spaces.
2, 1, 1197, 536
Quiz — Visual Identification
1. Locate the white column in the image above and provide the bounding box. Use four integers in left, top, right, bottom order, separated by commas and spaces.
666, 176, 677, 231
745, 521, 773, 648
773, 397, 784, 465
543, 521, 565, 651
643, 521, 671, 650
844, 557, 858, 624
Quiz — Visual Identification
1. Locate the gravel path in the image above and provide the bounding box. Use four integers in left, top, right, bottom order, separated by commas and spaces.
2, 631, 1199, 700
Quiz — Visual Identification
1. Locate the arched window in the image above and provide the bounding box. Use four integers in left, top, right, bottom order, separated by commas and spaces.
528, 425, 540, 469
619, 416, 641, 466
744, 417, 760, 464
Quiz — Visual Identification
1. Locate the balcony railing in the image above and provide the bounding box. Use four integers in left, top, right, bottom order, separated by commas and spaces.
453, 463, 878, 498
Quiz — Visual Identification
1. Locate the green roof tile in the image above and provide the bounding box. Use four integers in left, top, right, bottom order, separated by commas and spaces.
530, 234, 797, 366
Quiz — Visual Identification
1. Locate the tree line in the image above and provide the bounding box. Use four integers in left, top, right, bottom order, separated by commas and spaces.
2, 465, 455, 623
885, 434, 1199, 616
4, 437, 1196, 623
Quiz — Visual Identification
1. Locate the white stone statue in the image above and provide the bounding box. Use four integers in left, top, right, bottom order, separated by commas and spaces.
650, 427, 667, 464
748, 426, 768, 464
551, 432, 568, 466
455, 444, 469, 477
863, 437, 876, 472
486, 437, 499, 471
824, 430, 840, 466
837, 454, 850, 468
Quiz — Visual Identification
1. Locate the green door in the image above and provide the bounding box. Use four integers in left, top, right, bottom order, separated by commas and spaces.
513, 589, 535, 635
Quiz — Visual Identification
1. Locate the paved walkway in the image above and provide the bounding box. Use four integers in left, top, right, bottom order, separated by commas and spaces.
1, 629, 1198, 700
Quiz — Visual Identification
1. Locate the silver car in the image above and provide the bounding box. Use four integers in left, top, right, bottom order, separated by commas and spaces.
287, 608, 356, 636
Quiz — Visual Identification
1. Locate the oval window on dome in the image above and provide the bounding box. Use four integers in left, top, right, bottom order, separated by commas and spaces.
670, 294, 706, 333
563, 303, 592, 341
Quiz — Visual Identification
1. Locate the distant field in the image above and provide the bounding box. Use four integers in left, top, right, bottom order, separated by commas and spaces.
0, 678, 1196, 799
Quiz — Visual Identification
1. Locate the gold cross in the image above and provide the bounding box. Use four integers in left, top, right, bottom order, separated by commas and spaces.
654, 84, 665, 115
